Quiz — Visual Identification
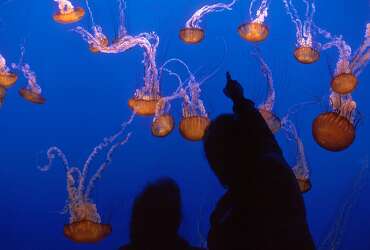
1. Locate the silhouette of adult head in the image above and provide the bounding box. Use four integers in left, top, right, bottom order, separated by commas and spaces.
203, 72, 282, 189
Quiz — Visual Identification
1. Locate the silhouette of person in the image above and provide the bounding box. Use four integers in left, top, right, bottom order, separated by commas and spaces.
203, 72, 316, 250
119, 177, 204, 250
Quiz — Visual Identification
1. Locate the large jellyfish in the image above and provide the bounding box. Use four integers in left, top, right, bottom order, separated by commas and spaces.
12, 59, 45, 105
318, 157, 369, 250
317, 23, 370, 94
282, 0, 320, 64
312, 93, 359, 152
254, 51, 281, 133
74, 1, 161, 116
283, 119, 312, 193
238, 0, 270, 42
53, 0, 85, 24
39, 115, 134, 243
0, 54, 17, 88
179, 0, 237, 44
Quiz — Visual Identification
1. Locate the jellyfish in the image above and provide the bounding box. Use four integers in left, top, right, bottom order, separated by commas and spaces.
283, 119, 312, 193
318, 157, 369, 250
253, 51, 281, 133
282, 0, 320, 64
238, 0, 270, 42
180, 79, 210, 141
179, 0, 237, 44
312, 93, 359, 152
0, 54, 17, 88
53, 0, 85, 24
317, 23, 370, 94
12, 62, 45, 104
39, 114, 134, 243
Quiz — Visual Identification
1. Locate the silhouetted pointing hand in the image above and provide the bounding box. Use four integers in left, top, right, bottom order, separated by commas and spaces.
224, 72, 244, 102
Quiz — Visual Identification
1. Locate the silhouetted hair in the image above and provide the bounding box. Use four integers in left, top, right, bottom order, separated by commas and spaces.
130, 177, 182, 244
203, 113, 282, 188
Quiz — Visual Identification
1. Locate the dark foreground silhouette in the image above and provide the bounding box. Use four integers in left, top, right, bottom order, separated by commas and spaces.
119, 177, 203, 250
203, 72, 316, 250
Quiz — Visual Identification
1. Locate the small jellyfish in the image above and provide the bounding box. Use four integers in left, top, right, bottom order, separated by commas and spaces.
312, 93, 358, 152
180, 0, 237, 44
254, 50, 281, 133
283, 119, 312, 193
39, 115, 134, 243
53, 0, 85, 24
238, 0, 270, 42
318, 23, 370, 94
12, 62, 45, 104
180, 81, 210, 141
0, 54, 17, 88
283, 0, 320, 64
151, 99, 175, 137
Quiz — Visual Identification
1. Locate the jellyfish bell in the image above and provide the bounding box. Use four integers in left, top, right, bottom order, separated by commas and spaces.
259, 109, 281, 134
296, 177, 312, 193
53, 7, 85, 24
294, 46, 320, 64
152, 114, 175, 137
19, 87, 46, 104
179, 115, 210, 141
64, 220, 112, 243
0, 71, 18, 88
89, 37, 109, 53
238, 22, 269, 42
331, 73, 358, 95
312, 112, 355, 152
179, 27, 205, 44
128, 96, 159, 116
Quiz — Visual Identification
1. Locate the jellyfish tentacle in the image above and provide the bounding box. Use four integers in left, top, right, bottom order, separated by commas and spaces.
250, 0, 271, 24
39, 146, 70, 172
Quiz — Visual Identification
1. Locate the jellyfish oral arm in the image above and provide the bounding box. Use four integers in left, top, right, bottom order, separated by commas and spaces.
54, 0, 75, 14
249, 0, 270, 23
254, 52, 275, 112
185, 0, 237, 28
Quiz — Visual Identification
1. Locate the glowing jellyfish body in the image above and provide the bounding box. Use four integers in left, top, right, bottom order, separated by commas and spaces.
39, 116, 133, 243
283, 119, 312, 193
312, 94, 357, 152
254, 51, 281, 133
12, 63, 45, 104
0, 55, 17, 88
318, 23, 370, 94
180, 0, 237, 44
238, 0, 270, 42
283, 0, 320, 64
53, 0, 85, 24
152, 114, 175, 137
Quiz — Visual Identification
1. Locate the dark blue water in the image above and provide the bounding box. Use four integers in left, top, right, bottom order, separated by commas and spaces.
0, 0, 369, 249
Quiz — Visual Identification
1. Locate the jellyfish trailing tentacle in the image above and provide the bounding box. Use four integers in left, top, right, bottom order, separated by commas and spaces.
282, 0, 320, 64
53, 0, 85, 24
39, 115, 134, 243
238, 0, 271, 42
349, 23, 370, 77
180, 0, 237, 44
318, 157, 369, 250
283, 119, 311, 193
0, 54, 17, 88
253, 50, 281, 133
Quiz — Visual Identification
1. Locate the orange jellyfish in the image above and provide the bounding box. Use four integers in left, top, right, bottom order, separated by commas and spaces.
253, 51, 281, 133
39, 118, 133, 243
312, 93, 358, 152
238, 0, 270, 42
12, 62, 46, 104
318, 23, 369, 94
283, 0, 320, 64
283, 119, 312, 193
53, 0, 85, 24
180, 0, 237, 44
152, 98, 175, 137
0, 54, 17, 88
180, 81, 210, 141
